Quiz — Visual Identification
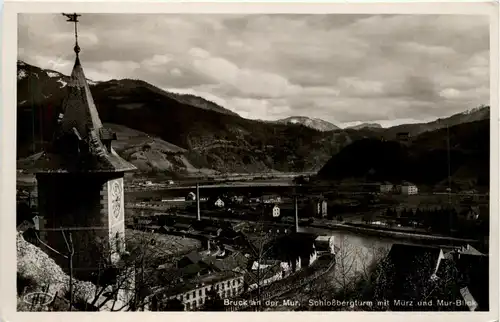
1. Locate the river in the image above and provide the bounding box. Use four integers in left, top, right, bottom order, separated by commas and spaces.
302, 226, 461, 252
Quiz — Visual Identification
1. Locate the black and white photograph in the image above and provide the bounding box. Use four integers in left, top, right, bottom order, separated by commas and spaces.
3, 2, 498, 318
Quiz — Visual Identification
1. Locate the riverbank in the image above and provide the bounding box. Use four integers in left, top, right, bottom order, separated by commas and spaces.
310, 222, 479, 246
126, 206, 480, 247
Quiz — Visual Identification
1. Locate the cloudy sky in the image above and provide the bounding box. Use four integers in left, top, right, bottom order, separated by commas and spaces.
18, 14, 489, 128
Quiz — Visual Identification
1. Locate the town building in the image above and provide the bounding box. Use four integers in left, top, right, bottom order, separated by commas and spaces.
314, 235, 336, 255
202, 226, 223, 237
262, 195, 282, 204
265, 233, 318, 271
152, 271, 244, 311
214, 198, 225, 208
272, 205, 280, 217
305, 198, 328, 218
401, 181, 418, 195
230, 195, 245, 204
173, 223, 194, 233
396, 132, 411, 142
259, 225, 290, 235
264, 204, 280, 218
146, 250, 248, 311
135, 217, 153, 228
380, 181, 394, 193
17, 219, 35, 233
315, 199, 328, 217
248, 260, 292, 291
161, 197, 185, 203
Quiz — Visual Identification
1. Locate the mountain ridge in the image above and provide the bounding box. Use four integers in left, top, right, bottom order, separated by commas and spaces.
318, 119, 489, 188
346, 123, 383, 130
16, 60, 490, 178
16, 60, 353, 174
275, 116, 340, 132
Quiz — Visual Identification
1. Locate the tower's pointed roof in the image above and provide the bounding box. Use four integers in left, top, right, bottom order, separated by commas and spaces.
59, 55, 103, 139
18, 45, 136, 174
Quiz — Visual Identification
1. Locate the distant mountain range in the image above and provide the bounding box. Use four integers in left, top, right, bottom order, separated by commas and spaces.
16, 60, 490, 182
17, 60, 351, 175
273, 117, 383, 132
318, 119, 489, 188
275, 116, 340, 132
346, 123, 383, 130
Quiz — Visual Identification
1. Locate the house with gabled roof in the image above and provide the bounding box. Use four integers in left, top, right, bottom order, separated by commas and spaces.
202, 226, 223, 237
214, 198, 225, 208
401, 181, 418, 195
374, 244, 445, 309
434, 245, 489, 311
173, 223, 193, 232
458, 206, 481, 221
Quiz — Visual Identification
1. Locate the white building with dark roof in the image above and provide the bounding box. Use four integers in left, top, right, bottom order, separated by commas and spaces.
262, 195, 282, 204
314, 235, 336, 254
401, 181, 418, 195
186, 192, 196, 201
214, 198, 225, 208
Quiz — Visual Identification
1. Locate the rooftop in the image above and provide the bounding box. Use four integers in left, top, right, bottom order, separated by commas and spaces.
266, 233, 317, 262
18, 39, 136, 174
174, 223, 193, 230
202, 226, 222, 233
387, 244, 442, 266
315, 235, 333, 242
155, 270, 243, 299
183, 251, 202, 265
377, 244, 447, 308
460, 287, 478, 311
459, 245, 485, 256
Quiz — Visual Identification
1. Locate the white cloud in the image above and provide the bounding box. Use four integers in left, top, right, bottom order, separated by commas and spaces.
440, 88, 461, 99
18, 14, 490, 126
337, 77, 385, 97
170, 68, 183, 77
398, 42, 455, 56
188, 48, 302, 98
143, 54, 172, 67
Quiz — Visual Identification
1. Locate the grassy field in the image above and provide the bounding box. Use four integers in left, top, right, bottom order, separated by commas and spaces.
125, 229, 201, 263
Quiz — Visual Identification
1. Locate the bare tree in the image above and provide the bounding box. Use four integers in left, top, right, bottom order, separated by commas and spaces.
332, 235, 360, 299
370, 249, 458, 311
273, 236, 389, 312
226, 214, 282, 311
32, 229, 75, 310
65, 228, 202, 311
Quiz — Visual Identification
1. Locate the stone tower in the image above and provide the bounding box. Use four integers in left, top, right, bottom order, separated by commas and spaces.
22, 14, 137, 280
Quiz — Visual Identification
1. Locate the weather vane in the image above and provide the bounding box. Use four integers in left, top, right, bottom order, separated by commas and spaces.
62, 13, 82, 55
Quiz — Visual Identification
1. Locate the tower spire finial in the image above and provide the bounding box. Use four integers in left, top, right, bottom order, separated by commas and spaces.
62, 13, 82, 55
